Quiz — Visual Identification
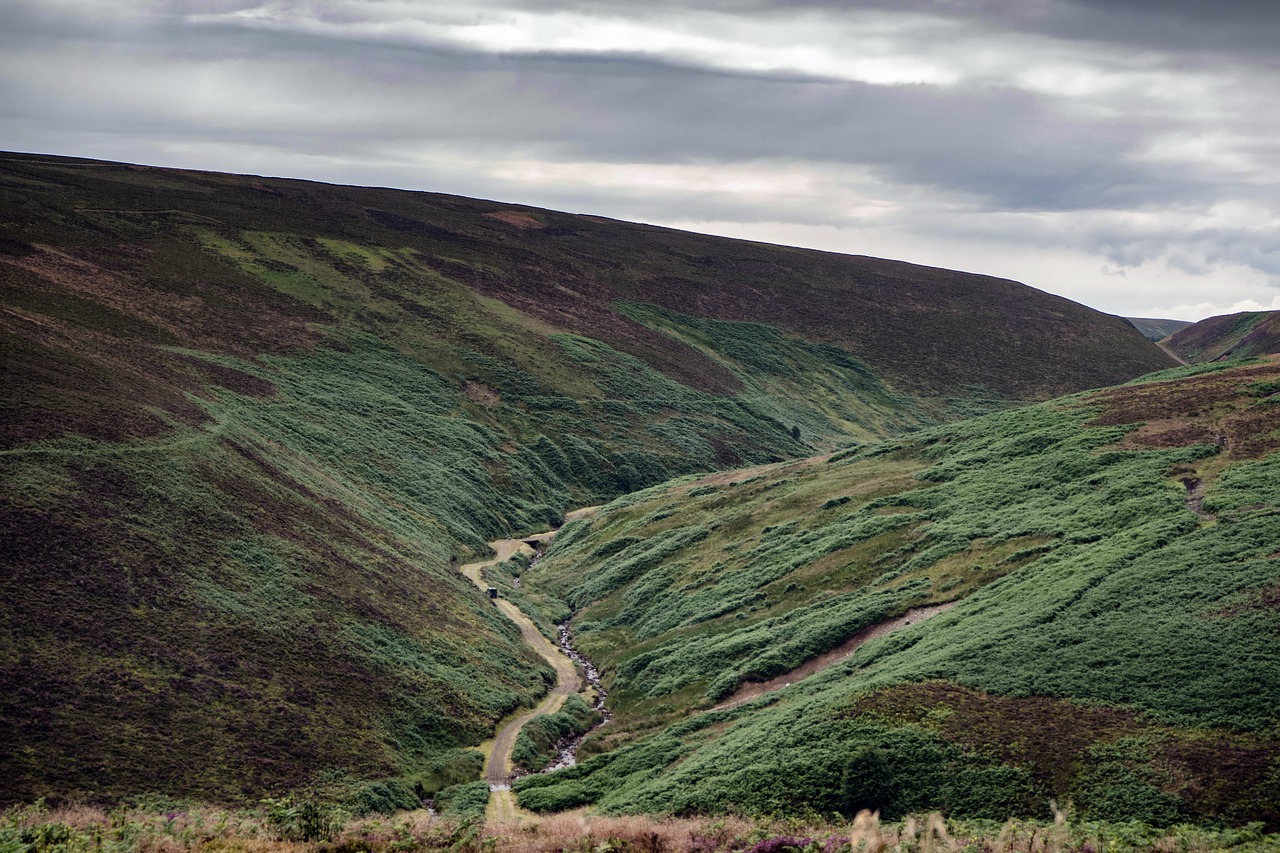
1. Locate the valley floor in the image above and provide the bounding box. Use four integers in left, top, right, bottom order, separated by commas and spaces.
461, 542, 579, 820
459, 508, 602, 820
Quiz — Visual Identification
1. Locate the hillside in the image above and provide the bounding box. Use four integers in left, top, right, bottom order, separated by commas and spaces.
516, 357, 1280, 826
1125, 317, 1192, 342
0, 151, 1172, 807
1166, 310, 1280, 363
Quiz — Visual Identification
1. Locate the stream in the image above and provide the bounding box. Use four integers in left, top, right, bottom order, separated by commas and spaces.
541, 618, 611, 772
523, 549, 611, 774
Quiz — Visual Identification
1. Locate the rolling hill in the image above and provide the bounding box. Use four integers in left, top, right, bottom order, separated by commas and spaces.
1166, 310, 1280, 363
0, 151, 1174, 807
515, 357, 1280, 827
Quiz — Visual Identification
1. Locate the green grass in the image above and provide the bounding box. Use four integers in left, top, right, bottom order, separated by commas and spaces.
433, 781, 491, 819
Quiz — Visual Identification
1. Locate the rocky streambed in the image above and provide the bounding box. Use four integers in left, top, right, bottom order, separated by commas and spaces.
540, 619, 611, 772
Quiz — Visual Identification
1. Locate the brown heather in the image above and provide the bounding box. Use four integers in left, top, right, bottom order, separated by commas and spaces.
7, 802, 1279, 853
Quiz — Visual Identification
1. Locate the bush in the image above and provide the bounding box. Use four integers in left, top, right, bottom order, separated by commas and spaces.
263, 797, 348, 842
841, 746, 894, 816
350, 779, 420, 815
433, 781, 490, 818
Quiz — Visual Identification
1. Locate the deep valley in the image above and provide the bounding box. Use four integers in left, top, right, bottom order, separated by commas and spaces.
2, 151, 1278, 850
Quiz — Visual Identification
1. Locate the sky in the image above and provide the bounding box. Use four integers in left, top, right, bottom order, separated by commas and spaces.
3, 1, 1280, 321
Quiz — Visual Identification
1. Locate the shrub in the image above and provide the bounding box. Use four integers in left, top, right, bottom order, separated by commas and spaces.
433, 781, 490, 818
350, 779, 420, 816
263, 797, 349, 842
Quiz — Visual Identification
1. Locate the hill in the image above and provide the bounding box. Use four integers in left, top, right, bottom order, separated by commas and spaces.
0, 151, 1171, 807
515, 357, 1280, 827
1166, 310, 1280, 363
1125, 317, 1193, 342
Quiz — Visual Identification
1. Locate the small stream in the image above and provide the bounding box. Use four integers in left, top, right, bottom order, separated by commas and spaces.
524, 547, 611, 773
542, 618, 611, 772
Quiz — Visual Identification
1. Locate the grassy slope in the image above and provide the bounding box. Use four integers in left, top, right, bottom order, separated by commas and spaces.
1165, 310, 1280, 363
0, 151, 1170, 806
1125, 317, 1193, 342
516, 358, 1280, 827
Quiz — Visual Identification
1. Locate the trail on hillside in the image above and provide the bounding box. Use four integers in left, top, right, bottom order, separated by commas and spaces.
1157, 340, 1189, 365
712, 601, 958, 711
459, 507, 600, 818
1181, 476, 1218, 521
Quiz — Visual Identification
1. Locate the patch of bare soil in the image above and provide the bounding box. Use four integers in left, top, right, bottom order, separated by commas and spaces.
1181, 476, 1217, 521
462, 380, 501, 406
484, 210, 545, 229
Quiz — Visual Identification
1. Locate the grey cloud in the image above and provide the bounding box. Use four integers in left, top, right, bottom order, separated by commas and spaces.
3, 0, 1279, 312
435, 0, 1280, 67
0, 3, 1242, 218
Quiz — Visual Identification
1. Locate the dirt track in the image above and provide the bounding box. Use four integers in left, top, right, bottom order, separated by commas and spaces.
459, 508, 599, 818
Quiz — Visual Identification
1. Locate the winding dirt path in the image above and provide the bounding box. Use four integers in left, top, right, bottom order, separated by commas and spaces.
459, 507, 599, 819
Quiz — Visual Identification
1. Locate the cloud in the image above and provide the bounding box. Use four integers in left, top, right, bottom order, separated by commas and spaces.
2, 0, 1279, 321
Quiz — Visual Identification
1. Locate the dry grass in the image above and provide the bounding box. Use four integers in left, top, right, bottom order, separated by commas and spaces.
480, 813, 756, 853
6, 802, 1278, 853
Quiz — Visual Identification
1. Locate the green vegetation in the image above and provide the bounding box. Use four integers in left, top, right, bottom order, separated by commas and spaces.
511, 695, 603, 773
263, 796, 351, 841
0, 151, 1218, 822
613, 302, 925, 446
433, 782, 491, 819
518, 358, 1280, 826
0, 153, 974, 805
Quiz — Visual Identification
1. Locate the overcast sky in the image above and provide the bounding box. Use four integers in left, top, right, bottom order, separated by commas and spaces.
4, 0, 1280, 320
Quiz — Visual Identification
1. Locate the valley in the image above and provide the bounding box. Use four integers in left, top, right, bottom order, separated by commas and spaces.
2, 152, 1279, 849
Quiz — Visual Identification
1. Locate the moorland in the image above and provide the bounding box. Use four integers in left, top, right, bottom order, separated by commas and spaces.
2, 151, 1277, 851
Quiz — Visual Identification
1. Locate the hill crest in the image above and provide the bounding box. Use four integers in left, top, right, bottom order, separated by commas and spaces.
1166, 310, 1280, 363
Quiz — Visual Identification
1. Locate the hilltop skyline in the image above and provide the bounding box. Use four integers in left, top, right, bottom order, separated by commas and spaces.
4, 0, 1280, 320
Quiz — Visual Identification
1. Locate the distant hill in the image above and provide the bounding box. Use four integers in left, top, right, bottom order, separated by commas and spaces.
518, 357, 1280, 826
1166, 310, 1280, 362
0, 151, 1172, 806
1125, 316, 1193, 342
